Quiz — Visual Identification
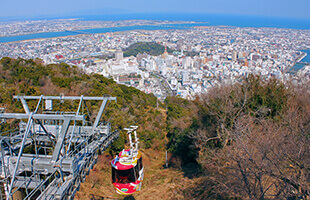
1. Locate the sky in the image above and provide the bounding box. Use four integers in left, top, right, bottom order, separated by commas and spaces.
1, 0, 310, 20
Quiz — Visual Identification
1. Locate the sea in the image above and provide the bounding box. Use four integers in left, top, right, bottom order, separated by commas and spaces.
0, 13, 310, 43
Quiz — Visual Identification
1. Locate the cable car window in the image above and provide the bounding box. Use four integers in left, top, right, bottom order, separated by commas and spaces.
112, 167, 136, 184
134, 163, 139, 179
112, 167, 116, 183
138, 157, 143, 170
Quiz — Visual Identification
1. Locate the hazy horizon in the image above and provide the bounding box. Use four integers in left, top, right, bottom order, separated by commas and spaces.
1, 0, 310, 21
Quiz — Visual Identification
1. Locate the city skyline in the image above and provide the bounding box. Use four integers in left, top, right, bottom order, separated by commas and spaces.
1, 0, 310, 20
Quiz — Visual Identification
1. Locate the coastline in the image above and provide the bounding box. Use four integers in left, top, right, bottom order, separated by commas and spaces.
0, 21, 202, 39
0, 21, 205, 44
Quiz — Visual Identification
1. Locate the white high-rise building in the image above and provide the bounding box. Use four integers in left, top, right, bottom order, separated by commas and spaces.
115, 49, 123, 61
182, 71, 190, 85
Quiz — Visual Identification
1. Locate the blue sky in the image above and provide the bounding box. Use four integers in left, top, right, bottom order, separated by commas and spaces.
1, 0, 310, 19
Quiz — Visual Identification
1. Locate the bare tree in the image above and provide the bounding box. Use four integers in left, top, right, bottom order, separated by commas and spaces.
191, 78, 310, 199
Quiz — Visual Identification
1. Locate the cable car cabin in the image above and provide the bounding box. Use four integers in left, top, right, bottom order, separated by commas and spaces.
111, 126, 144, 195
111, 149, 144, 195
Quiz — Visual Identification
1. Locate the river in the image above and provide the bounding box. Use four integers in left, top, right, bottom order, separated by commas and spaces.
0, 23, 206, 43
1, 13, 310, 44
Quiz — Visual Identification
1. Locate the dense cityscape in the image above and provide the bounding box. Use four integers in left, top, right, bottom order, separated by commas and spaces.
1, 20, 310, 100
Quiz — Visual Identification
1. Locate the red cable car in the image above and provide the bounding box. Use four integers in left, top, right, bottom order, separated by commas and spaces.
111, 126, 144, 195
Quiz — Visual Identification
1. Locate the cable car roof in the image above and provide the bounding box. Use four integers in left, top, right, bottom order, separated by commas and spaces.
112, 149, 142, 170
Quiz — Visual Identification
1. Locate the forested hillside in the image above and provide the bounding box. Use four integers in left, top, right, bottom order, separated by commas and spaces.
0, 57, 166, 153
165, 75, 310, 199
123, 42, 173, 57
1, 57, 310, 199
